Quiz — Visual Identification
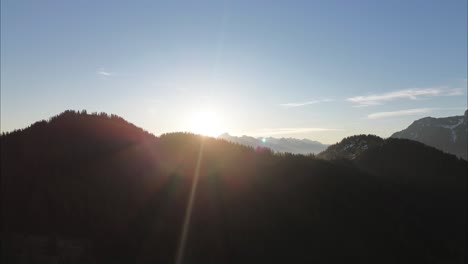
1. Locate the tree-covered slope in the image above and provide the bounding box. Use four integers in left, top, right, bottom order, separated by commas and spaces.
2, 111, 466, 263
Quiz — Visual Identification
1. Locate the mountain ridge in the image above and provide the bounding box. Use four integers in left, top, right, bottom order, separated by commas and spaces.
316, 134, 384, 160
2, 110, 466, 263
218, 133, 328, 155
391, 110, 467, 159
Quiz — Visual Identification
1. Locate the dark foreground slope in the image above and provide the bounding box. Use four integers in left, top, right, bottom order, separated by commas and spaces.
2, 111, 467, 263
319, 135, 467, 261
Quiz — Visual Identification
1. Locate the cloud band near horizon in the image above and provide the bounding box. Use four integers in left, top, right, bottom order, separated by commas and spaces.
367, 108, 434, 119
249, 127, 344, 136
347, 87, 463, 107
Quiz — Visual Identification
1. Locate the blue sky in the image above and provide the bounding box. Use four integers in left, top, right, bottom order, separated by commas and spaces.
1, 0, 466, 143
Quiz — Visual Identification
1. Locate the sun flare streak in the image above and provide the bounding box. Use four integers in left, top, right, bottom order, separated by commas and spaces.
175, 138, 205, 264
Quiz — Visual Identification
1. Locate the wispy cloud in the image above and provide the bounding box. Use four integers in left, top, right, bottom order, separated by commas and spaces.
97, 70, 115, 77
280, 98, 334, 108
251, 127, 343, 136
347, 87, 463, 107
367, 108, 433, 119
446, 88, 464, 96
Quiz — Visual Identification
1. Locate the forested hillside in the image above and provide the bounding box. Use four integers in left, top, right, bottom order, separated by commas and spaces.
2, 111, 466, 263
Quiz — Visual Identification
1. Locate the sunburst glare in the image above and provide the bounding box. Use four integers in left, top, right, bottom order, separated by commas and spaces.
188, 110, 223, 137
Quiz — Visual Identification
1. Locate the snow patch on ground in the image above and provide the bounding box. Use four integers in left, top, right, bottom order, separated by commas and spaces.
440, 118, 464, 142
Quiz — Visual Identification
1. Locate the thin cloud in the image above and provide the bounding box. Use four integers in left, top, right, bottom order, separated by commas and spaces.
347, 87, 463, 107
367, 108, 433, 119
251, 127, 343, 136
446, 88, 464, 96
97, 71, 115, 77
280, 98, 334, 108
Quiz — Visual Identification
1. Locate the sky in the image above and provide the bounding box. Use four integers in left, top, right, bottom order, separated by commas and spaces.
1, 0, 467, 144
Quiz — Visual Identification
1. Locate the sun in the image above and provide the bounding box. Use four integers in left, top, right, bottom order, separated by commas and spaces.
188, 111, 223, 137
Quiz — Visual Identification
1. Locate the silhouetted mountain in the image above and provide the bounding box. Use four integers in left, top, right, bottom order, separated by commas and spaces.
391, 110, 467, 159
318, 134, 467, 263
2, 111, 466, 263
317, 134, 384, 160
218, 133, 328, 155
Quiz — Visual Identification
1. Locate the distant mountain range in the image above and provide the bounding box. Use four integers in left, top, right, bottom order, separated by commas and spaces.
391, 110, 467, 160
221, 110, 467, 160
218, 133, 328, 155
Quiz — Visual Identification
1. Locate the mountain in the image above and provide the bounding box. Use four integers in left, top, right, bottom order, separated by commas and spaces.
391, 110, 467, 160
316, 134, 384, 160
319, 135, 467, 258
319, 134, 466, 183
2, 110, 467, 263
218, 133, 328, 155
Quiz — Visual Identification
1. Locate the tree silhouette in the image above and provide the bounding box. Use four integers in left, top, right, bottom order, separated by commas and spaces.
1, 110, 466, 263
